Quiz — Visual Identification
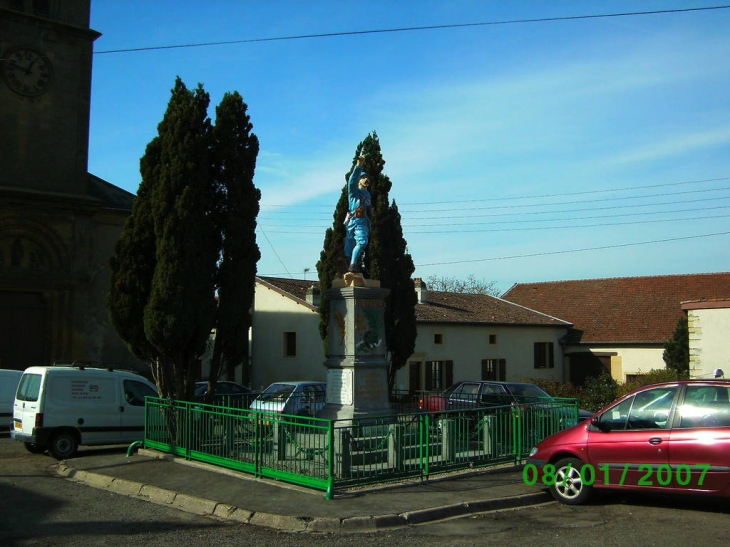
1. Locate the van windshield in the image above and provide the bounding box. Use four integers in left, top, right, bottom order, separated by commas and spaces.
16, 373, 42, 402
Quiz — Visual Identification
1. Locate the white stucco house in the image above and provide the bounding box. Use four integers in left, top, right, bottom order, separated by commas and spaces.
250, 276, 573, 393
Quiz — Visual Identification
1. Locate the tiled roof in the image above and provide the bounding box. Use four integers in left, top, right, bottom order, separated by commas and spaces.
258, 276, 570, 327
257, 277, 319, 309
415, 291, 570, 327
502, 273, 730, 344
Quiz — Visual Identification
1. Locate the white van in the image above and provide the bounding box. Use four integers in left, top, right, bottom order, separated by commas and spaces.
11, 364, 157, 459
1, 369, 23, 430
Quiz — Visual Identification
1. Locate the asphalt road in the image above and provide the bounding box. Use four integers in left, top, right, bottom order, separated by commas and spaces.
1, 434, 729, 546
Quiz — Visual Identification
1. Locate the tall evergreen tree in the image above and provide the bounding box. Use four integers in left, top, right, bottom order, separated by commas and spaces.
208, 91, 261, 390
108, 78, 260, 404
663, 316, 689, 377
317, 132, 417, 392
144, 78, 220, 401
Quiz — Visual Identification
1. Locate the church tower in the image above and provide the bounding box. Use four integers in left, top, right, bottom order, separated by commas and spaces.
1, 0, 139, 370
1, 0, 98, 195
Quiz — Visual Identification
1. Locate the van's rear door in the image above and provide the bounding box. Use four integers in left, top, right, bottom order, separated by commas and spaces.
13, 372, 43, 438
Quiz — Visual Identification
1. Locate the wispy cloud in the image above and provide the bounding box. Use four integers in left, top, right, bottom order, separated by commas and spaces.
605, 126, 730, 167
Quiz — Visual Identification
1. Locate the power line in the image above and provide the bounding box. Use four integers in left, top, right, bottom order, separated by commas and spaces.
401, 187, 730, 214
259, 198, 730, 230
404, 205, 730, 228
415, 231, 730, 267
404, 177, 730, 206
257, 229, 730, 277
93, 6, 730, 56
259, 195, 730, 225
259, 177, 730, 210
258, 226, 291, 279
260, 211, 730, 234
404, 213, 730, 234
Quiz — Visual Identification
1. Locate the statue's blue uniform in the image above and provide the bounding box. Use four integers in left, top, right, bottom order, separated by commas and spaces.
344, 165, 371, 269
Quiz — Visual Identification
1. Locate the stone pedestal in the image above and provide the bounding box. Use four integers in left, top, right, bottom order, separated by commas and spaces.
320, 279, 392, 422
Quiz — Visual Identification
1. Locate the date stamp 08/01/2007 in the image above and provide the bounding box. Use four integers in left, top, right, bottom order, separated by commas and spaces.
523, 462, 712, 487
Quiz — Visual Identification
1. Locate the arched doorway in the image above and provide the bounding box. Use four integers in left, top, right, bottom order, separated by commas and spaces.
0, 291, 48, 370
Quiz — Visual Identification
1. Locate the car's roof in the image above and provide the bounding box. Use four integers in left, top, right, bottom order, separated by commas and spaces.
451, 380, 539, 387
622, 379, 730, 395
265, 381, 326, 387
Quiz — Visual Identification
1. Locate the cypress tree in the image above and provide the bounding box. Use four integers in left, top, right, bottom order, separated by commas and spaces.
208, 91, 261, 391
143, 78, 220, 401
107, 161, 158, 362
108, 78, 260, 404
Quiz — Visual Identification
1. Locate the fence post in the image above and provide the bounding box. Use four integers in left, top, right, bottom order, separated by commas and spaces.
326, 420, 336, 500
274, 420, 287, 461
337, 428, 352, 478
511, 405, 521, 463
482, 414, 494, 457
388, 424, 403, 471
441, 418, 455, 463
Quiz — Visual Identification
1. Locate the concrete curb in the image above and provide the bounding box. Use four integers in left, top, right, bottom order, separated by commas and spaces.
53, 463, 551, 533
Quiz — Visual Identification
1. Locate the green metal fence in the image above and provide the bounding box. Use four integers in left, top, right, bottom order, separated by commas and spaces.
142, 397, 578, 498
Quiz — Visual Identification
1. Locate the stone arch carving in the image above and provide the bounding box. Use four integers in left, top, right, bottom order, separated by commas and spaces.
0, 216, 70, 273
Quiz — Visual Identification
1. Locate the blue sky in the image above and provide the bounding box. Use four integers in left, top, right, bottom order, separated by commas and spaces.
87, 1, 730, 294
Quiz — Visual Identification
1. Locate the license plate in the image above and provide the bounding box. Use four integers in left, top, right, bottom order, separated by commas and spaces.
14, 420, 21, 430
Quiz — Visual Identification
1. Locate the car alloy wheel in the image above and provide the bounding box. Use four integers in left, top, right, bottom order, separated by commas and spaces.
549, 457, 593, 505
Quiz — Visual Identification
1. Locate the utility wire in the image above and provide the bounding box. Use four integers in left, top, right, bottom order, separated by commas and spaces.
92, 6, 730, 56
259, 177, 730, 209
260, 212, 730, 234
259, 196, 730, 224
404, 177, 730, 206
415, 231, 730, 267
258, 229, 730, 276
404, 205, 730, 228
257, 225, 291, 279
405, 213, 730, 234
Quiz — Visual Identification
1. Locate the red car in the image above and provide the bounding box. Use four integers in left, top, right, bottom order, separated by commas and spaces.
526, 380, 730, 504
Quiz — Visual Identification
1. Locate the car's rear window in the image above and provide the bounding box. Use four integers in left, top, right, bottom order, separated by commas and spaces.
16, 373, 42, 402
505, 384, 553, 403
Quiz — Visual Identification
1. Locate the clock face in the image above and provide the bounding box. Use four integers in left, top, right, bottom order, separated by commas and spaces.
1, 47, 54, 97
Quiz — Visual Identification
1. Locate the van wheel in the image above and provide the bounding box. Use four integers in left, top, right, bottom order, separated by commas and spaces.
24, 442, 45, 454
48, 431, 78, 460
549, 457, 594, 505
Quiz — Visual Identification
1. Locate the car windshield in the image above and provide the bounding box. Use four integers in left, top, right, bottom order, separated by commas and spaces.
505, 384, 553, 403
258, 383, 295, 401
441, 383, 463, 397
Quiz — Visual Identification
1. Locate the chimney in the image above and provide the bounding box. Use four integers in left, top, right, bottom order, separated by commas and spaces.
414, 278, 428, 304
305, 285, 320, 307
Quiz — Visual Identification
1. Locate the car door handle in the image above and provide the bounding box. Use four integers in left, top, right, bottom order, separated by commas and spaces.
648, 437, 663, 445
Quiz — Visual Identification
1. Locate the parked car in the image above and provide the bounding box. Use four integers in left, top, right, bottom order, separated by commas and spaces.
250, 381, 326, 418
11, 364, 157, 459
527, 380, 730, 505
419, 381, 593, 421
0, 369, 23, 430
194, 381, 256, 407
